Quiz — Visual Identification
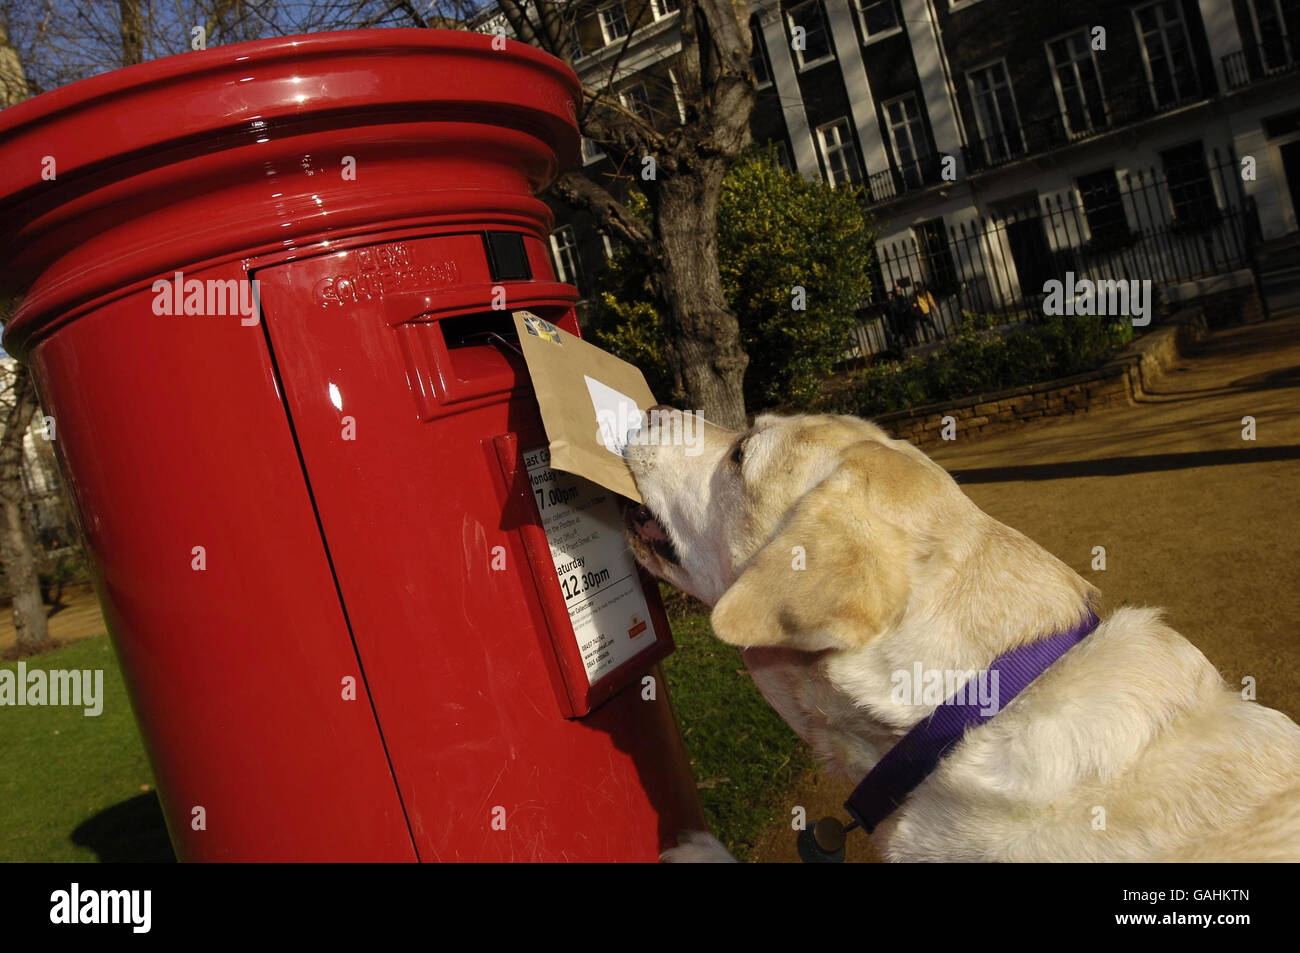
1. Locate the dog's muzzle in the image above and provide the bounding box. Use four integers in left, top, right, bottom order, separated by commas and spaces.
625, 503, 681, 566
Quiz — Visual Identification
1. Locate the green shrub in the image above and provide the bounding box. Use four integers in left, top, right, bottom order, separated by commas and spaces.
822, 311, 1134, 418
590, 147, 876, 410
717, 151, 876, 408
592, 293, 673, 399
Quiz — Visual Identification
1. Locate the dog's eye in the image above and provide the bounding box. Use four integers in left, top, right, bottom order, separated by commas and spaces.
731, 442, 744, 467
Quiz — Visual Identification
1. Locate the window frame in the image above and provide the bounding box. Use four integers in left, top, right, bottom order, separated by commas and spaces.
598, 3, 630, 46
549, 224, 582, 288
580, 136, 606, 165
881, 92, 931, 187
1045, 28, 1110, 138
652, 0, 680, 20
965, 58, 1025, 164
1159, 140, 1218, 228
566, 24, 585, 61
1132, 0, 1201, 109
1075, 167, 1133, 250
1246, 0, 1295, 71
856, 0, 903, 44
816, 117, 863, 189
619, 82, 653, 121
788, 0, 835, 72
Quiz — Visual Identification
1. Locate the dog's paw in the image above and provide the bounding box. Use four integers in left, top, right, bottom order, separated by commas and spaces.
660, 830, 738, 863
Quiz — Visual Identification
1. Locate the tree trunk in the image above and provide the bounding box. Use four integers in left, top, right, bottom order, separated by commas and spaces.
0, 370, 50, 655
120, 0, 144, 66
0, 9, 27, 107
653, 165, 749, 429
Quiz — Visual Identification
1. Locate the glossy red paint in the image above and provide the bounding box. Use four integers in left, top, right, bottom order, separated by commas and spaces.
0, 29, 704, 861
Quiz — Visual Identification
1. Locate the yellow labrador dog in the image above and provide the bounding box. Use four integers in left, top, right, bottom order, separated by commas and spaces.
624, 409, 1300, 862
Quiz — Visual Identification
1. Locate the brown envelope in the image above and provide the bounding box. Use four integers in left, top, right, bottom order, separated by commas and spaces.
513, 310, 656, 502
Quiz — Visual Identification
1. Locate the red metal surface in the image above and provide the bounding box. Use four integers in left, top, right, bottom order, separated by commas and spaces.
0, 29, 704, 861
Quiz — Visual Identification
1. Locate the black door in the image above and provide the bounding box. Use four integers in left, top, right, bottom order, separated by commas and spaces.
1006, 217, 1055, 295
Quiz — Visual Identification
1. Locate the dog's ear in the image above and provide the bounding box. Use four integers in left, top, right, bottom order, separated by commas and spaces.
711, 444, 912, 652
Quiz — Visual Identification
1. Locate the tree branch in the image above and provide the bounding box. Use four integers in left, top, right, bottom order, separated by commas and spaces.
497, 0, 540, 46
549, 170, 656, 254
0, 370, 38, 506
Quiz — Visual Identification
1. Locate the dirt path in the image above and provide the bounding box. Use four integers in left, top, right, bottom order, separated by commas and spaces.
0, 583, 106, 653
749, 312, 1300, 862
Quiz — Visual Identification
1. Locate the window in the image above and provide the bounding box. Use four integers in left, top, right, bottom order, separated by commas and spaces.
1248, 0, 1294, 72
914, 219, 958, 295
599, 4, 630, 45
1047, 31, 1108, 137
1134, 1, 1200, 108
580, 137, 605, 165
620, 83, 652, 120
967, 61, 1023, 164
750, 20, 773, 87
566, 25, 584, 61
653, 0, 680, 19
858, 0, 901, 39
817, 118, 862, 187
1077, 168, 1131, 248
550, 226, 581, 287
788, 1, 833, 70
883, 93, 930, 188
1160, 142, 1217, 226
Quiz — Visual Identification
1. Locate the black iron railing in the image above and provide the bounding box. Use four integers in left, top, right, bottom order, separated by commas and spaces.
1222, 36, 1299, 90
866, 152, 947, 202
850, 150, 1261, 358
961, 79, 1209, 175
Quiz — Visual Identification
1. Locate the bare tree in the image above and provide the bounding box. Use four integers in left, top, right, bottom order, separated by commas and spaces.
0, 3, 24, 101
307, 0, 757, 422
3, 1, 760, 425
0, 356, 50, 656
0, 1, 328, 92
480, 0, 757, 427
0, 9, 51, 654
120, 0, 144, 65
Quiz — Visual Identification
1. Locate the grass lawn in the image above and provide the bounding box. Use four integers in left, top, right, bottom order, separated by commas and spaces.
1, 594, 802, 862
657, 590, 812, 860
0, 637, 174, 862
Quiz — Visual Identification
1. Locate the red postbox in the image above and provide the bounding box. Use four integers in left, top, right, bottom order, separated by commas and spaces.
0, 29, 704, 861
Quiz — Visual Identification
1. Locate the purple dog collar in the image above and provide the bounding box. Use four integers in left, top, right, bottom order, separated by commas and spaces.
844, 609, 1101, 834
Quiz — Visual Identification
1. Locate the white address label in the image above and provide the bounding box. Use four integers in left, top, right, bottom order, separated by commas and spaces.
523, 444, 657, 685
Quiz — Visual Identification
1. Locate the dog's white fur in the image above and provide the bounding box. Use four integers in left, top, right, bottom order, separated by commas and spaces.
625, 411, 1300, 862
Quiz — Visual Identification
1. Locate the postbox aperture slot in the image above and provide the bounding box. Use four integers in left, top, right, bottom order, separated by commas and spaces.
429, 305, 577, 408
435, 309, 524, 400
394, 301, 579, 418
440, 309, 519, 352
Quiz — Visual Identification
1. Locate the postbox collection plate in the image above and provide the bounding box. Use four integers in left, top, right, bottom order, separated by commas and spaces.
489, 434, 673, 717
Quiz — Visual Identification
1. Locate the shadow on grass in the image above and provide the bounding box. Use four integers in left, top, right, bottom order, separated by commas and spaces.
70, 792, 176, 863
